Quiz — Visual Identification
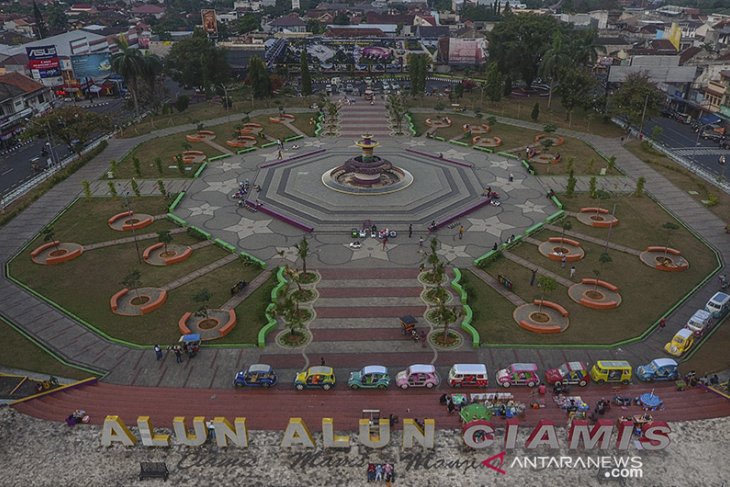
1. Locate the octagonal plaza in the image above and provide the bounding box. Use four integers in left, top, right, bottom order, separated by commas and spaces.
175, 136, 553, 268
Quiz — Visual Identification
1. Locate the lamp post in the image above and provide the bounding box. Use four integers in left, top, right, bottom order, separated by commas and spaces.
122, 191, 142, 263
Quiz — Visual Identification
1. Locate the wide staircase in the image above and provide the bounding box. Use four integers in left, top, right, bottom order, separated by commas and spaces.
337, 97, 392, 137
259, 268, 480, 369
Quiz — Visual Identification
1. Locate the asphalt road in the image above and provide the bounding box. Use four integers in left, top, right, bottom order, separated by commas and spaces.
643, 116, 730, 179
0, 98, 132, 200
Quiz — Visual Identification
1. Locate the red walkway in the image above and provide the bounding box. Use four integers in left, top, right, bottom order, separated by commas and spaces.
14, 382, 730, 432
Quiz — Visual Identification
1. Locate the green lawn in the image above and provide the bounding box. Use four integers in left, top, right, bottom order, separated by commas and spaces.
113, 132, 222, 180
473, 193, 717, 345
205, 114, 303, 146
623, 140, 730, 223
229, 272, 278, 345
39, 197, 176, 245
0, 318, 94, 380
288, 112, 318, 137
8, 197, 266, 345
459, 270, 518, 344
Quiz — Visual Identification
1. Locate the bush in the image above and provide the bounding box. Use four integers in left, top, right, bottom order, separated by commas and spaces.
175, 95, 190, 112
705, 193, 719, 207
435, 102, 445, 111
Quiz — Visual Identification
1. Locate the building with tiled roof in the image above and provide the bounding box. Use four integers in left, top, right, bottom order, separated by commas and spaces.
0, 71, 53, 142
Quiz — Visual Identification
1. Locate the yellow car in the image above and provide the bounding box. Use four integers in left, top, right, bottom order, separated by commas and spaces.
664, 328, 694, 357
294, 366, 336, 391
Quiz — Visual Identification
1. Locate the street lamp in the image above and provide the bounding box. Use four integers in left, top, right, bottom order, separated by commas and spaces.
122, 191, 142, 263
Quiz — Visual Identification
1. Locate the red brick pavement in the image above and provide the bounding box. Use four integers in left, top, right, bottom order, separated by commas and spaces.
317, 268, 420, 280
315, 306, 425, 318
310, 328, 409, 342
317, 287, 422, 298
259, 351, 479, 369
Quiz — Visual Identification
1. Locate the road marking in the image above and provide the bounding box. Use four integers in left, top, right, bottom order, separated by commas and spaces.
1, 168, 13, 176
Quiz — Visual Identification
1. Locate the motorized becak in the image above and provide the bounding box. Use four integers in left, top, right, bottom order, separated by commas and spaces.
448, 363, 489, 388
635, 358, 679, 382
496, 363, 540, 388
294, 366, 336, 391
348, 365, 391, 390
234, 364, 278, 388
664, 328, 694, 357
395, 364, 440, 389
685, 309, 714, 337
544, 361, 590, 387
589, 360, 632, 384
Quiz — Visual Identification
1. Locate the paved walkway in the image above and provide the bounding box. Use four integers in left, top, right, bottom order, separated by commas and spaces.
468, 267, 526, 306
543, 223, 643, 256
162, 253, 238, 292
221, 268, 272, 310
502, 250, 574, 287
83, 227, 187, 251
0, 106, 728, 388
90, 178, 192, 197
202, 138, 235, 155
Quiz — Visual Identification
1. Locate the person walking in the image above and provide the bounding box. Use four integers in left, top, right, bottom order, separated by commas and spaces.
561, 254, 567, 269
458, 225, 464, 240
154, 344, 162, 361
408, 223, 413, 238
382, 236, 388, 250
530, 268, 537, 286
659, 318, 666, 331
569, 265, 576, 280
419, 236, 424, 247
320, 357, 326, 366
174, 346, 183, 364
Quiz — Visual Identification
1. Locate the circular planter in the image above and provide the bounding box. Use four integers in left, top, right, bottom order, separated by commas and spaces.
275, 329, 312, 348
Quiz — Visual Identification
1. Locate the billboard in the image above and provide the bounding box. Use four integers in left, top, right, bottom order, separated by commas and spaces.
26, 44, 61, 79
71, 53, 112, 80
201, 9, 218, 35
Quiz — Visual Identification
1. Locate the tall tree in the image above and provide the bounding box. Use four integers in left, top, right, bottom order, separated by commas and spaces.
32, 0, 47, 39
46, 3, 68, 33
165, 29, 231, 92
111, 35, 144, 116
294, 237, 310, 275
539, 31, 570, 109
557, 67, 596, 125
23, 106, 111, 157
484, 62, 503, 102
488, 13, 561, 87
300, 50, 312, 96
610, 72, 664, 126
246, 56, 271, 98
407, 53, 429, 96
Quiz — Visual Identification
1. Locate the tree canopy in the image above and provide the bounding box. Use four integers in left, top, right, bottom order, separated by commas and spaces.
24, 106, 111, 156
246, 56, 272, 98
165, 30, 231, 90
609, 72, 664, 126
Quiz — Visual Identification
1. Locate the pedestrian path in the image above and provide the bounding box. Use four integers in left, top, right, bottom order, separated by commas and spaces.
337, 98, 392, 137
502, 251, 574, 287
221, 269, 273, 310
82, 227, 187, 251
543, 224, 642, 256
467, 267, 525, 306
162, 253, 238, 292
202, 138, 234, 155
537, 175, 635, 193
281, 120, 308, 138
90, 178, 192, 197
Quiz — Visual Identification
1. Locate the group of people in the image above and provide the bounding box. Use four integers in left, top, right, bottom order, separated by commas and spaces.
232, 180, 263, 208
588, 398, 611, 422
685, 370, 721, 387
65, 409, 89, 427
366, 463, 394, 483
440, 394, 461, 414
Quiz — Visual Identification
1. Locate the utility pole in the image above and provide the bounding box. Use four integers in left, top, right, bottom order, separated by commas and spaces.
122, 191, 142, 263
638, 93, 649, 139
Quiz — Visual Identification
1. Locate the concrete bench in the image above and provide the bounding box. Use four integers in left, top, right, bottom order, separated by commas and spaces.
108, 210, 133, 226
579, 298, 619, 309
143, 242, 163, 260
140, 290, 167, 315
646, 246, 681, 255
178, 312, 193, 334
548, 237, 581, 247
532, 299, 569, 317
46, 247, 83, 265
519, 320, 562, 334
580, 278, 619, 292
218, 310, 238, 337
110, 288, 128, 312
31, 241, 59, 257
580, 207, 609, 214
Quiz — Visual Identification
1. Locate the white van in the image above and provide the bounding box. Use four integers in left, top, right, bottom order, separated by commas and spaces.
448, 363, 489, 388
705, 292, 730, 319
686, 309, 714, 336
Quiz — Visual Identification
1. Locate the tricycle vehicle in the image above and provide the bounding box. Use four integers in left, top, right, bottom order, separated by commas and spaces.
234, 364, 277, 388
589, 360, 632, 384
545, 361, 589, 387
635, 358, 679, 382
294, 366, 336, 391
685, 309, 714, 337
348, 365, 391, 390
664, 328, 694, 357
395, 364, 440, 389
448, 363, 488, 388
179, 333, 201, 357
496, 363, 540, 388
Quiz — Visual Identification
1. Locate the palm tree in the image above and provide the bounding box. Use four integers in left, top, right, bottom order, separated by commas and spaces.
434, 298, 463, 341
111, 35, 144, 116
294, 237, 310, 275
139, 53, 163, 114
539, 31, 570, 109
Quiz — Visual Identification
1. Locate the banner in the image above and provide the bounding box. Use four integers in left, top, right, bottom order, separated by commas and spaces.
70, 53, 112, 80
201, 9, 218, 35
26, 44, 61, 79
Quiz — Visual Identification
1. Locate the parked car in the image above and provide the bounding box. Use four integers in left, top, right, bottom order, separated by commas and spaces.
589, 360, 632, 384
348, 365, 391, 389
447, 363, 489, 388
294, 366, 336, 391
705, 292, 730, 319
496, 363, 540, 388
685, 309, 714, 337
544, 361, 590, 387
635, 358, 679, 382
234, 364, 277, 388
395, 364, 440, 389
701, 130, 723, 142
664, 328, 694, 357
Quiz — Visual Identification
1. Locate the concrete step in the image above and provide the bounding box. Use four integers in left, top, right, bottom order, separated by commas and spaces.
315, 305, 425, 319
307, 317, 417, 329
315, 296, 424, 307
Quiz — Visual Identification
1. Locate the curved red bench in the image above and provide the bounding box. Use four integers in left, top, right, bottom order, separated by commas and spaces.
143, 242, 163, 260
121, 216, 154, 231
46, 247, 83, 265
243, 122, 262, 128
548, 237, 581, 247
178, 312, 193, 334
580, 207, 609, 214
31, 241, 59, 257
579, 298, 619, 309
108, 211, 133, 226
657, 261, 689, 272
580, 278, 619, 292
593, 221, 616, 228
198, 130, 215, 136
533, 299, 569, 317
519, 320, 562, 334
646, 246, 680, 255
110, 288, 129, 312
164, 247, 192, 265
140, 290, 167, 315
218, 309, 238, 337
